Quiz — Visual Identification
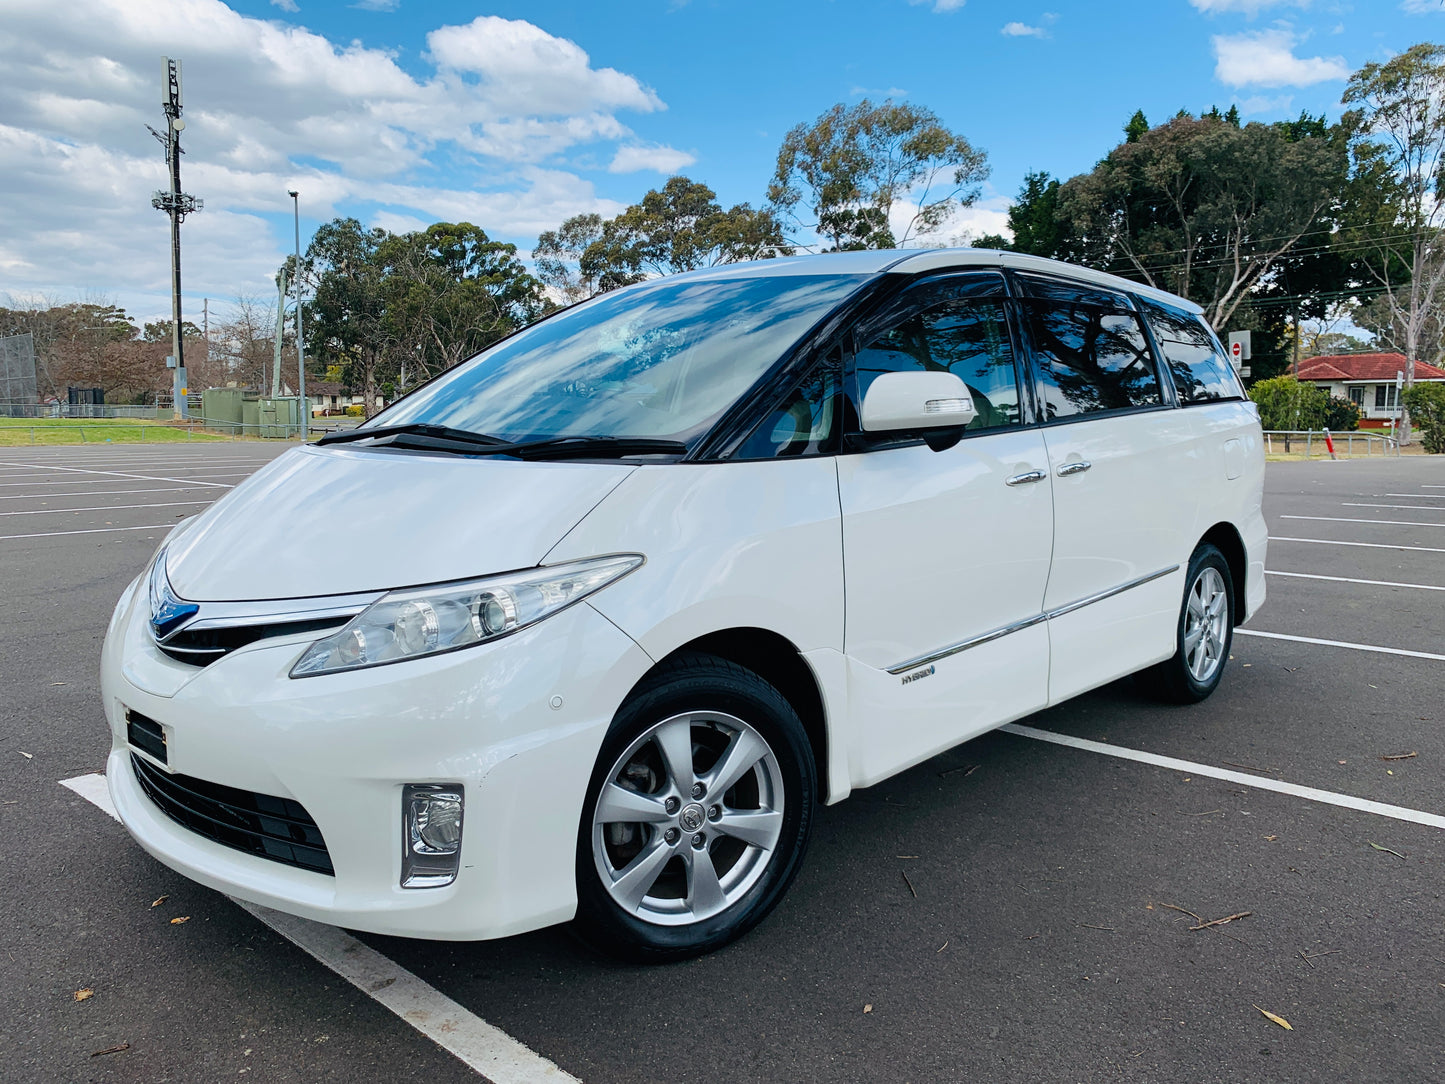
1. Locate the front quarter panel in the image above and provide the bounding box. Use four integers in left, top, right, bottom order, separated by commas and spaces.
544, 459, 845, 664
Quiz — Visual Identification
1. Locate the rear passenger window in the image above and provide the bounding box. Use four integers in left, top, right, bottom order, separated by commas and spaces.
853, 292, 1022, 432
1017, 275, 1163, 419
1138, 298, 1244, 404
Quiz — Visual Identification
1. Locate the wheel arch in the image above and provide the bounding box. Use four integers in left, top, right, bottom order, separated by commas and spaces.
633, 628, 831, 803
1199, 521, 1247, 626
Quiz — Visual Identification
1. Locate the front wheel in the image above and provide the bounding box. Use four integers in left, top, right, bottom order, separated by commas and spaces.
1142, 543, 1235, 704
574, 653, 815, 962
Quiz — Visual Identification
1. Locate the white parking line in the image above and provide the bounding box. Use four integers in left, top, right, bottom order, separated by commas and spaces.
1266, 569, 1445, 592
1270, 536, 1445, 554
61, 774, 581, 1084
1002, 724, 1445, 830
0, 462, 240, 487
0, 486, 223, 501
1343, 503, 1445, 511
0, 523, 175, 541
1236, 628, 1445, 662
1386, 494, 1445, 499
0, 478, 236, 489
0, 500, 214, 517
1281, 515, 1445, 529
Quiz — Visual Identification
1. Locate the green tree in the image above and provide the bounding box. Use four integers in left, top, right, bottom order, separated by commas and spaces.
1124, 110, 1149, 143
534, 213, 606, 304
536, 177, 790, 298
1343, 43, 1445, 444
1002, 171, 1076, 259
297, 218, 392, 415
1402, 382, 1445, 452
768, 99, 989, 250
1057, 113, 1349, 333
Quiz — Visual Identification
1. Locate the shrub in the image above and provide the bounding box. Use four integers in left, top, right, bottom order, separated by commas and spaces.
1402, 382, 1445, 453
1248, 375, 1326, 431
344, 404, 364, 417
1322, 394, 1360, 432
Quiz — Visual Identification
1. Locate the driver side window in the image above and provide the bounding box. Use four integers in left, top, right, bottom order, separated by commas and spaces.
852, 295, 1022, 432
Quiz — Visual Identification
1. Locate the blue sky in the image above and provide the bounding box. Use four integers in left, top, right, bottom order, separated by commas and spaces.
1, 0, 1440, 324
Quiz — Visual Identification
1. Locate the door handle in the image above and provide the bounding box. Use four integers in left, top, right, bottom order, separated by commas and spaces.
1005, 469, 1047, 486
1056, 460, 1092, 477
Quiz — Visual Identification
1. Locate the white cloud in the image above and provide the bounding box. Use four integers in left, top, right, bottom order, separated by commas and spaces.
608, 144, 697, 174
1189, 0, 1304, 15
1400, 0, 1443, 13
1213, 29, 1350, 87
270, 0, 299, 11
353, 0, 398, 9
0, 0, 666, 321
1002, 22, 1046, 36
908, 0, 965, 13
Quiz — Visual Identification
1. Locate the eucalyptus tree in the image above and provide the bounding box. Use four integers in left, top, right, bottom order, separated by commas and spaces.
767, 99, 989, 251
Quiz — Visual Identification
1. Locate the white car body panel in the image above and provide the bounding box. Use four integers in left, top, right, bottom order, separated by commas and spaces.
166, 445, 634, 600
835, 431, 1054, 785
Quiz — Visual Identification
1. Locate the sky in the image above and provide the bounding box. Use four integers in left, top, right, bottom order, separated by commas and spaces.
0, 0, 1440, 326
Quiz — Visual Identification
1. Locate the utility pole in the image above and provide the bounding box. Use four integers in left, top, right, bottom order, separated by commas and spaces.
149, 57, 202, 420
289, 190, 306, 438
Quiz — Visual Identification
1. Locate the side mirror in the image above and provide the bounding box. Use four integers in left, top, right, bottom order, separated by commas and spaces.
860, 371, 977, 432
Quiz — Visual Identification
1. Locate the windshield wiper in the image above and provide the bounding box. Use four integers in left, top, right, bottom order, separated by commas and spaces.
318, 426, 686, 461
500, 436, 687, 460
316, 423, 508, 448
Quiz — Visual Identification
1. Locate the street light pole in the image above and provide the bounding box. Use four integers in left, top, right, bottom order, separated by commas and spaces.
289, 189, 306, 438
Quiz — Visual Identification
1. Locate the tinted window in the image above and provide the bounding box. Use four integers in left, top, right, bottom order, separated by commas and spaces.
734, 349, 841, 459
374, 274, 865, 448
1020, 281, 1162, 419
853, 293, 1022, 432
1139, 297, 1243, 404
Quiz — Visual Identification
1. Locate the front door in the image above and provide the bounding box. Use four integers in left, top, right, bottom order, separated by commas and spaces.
836, 273, 1054, 786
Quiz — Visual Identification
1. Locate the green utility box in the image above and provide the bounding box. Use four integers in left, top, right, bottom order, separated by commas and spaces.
258, 397, 302, 439
200, 387, 246, 434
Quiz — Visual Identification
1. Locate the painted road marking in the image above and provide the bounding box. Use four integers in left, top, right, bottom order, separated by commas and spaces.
1236, 628, 1445, 662
1343, 503, 1445, 511
0, 500, 214, 517
0, 478, 235, 489
0, 461, 239, 488
1385, 494, 1445, 499
1266, 570, 1445, 592
61, 773, 582, 1084
0, 486, 226, 501
1002, 725, 1445, 831
0, 524, 176, 541
1270, 536, 1445, 554
1281, 515, 1445, 529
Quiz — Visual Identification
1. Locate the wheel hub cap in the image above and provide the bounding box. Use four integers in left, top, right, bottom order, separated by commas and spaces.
678, 803, 706, 832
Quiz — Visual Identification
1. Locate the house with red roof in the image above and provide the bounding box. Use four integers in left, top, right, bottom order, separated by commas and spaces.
1295, 352, 1445, 428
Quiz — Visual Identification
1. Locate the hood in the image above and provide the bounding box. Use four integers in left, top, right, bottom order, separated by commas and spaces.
165, 445, 635, 601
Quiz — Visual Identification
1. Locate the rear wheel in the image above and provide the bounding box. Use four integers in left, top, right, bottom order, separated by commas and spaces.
574, 653, 815, 962
1143, 543, 1234, 704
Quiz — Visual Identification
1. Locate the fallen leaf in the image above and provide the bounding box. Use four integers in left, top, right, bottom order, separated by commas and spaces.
863, 1004, 873, 1014
170, 916, 190, 925
1264, 835, 1278, 842
74, 988, 94, 1002
1368, 842, 1406, 860
19, 751, 33, 759
50, 682, 67, 686
1254, 1005, 1293, 1031
1338, 760, 1347, 765
1381, 752, 1418, 761
150, 895, 168, 908
90, 1042, 129, 1058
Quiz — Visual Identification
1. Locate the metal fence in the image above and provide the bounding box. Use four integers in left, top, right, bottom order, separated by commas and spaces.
0, 333, 38, 417
1263, 429, 1400, 458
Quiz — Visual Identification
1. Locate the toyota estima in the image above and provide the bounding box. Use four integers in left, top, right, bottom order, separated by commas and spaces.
102, 248, 1265, 961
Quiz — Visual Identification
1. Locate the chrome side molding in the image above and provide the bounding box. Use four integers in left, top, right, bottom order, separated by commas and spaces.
888, 564, 1181, 675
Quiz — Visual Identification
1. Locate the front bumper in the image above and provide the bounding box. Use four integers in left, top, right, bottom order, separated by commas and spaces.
101, 577, 653, 940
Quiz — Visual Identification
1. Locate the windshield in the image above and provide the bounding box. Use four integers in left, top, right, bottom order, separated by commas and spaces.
371, 273, 867, 448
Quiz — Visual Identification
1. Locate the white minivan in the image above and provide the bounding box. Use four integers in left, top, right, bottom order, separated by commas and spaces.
102, 248, 1265, 960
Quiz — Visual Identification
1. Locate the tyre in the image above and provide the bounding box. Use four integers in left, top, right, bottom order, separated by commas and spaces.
574, 653, 816, 962
1142, 543, 1235, 704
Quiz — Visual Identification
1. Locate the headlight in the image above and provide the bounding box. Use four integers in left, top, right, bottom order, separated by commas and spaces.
289, 554, 643, 677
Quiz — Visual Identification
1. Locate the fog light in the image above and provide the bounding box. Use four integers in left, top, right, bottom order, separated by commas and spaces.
401, 784, 464, 889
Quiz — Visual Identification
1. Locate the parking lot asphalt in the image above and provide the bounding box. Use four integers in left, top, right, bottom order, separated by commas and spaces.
3, 445, 1442, 1083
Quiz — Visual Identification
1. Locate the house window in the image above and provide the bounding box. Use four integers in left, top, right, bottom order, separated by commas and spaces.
1374, 385, 1399, 411
1349, 387, 1364, 408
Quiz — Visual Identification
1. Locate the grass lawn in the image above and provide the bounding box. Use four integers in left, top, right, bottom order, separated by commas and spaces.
0, 418, 243, 446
